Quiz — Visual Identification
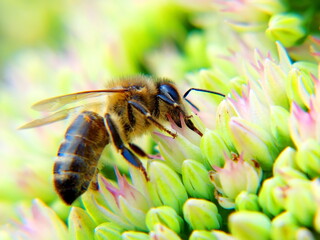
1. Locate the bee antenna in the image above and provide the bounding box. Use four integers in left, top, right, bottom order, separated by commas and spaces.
183, 88, 225, 111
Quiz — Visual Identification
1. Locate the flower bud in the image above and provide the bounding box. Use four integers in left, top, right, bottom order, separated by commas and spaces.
182, 159, 214, 200
286, 67, 313, 108
258, 177, 286, 217
296, 228, 315, 240
229, 117, 279, 170
122, 231, 149, 240
272, 147, 297, 175
210, 154, 262, 208
273, 147, 308, 181
189, 230, 218, 240
229, 211, 271, 240
152, 131, 204, 173
271, 211, 299, 240
82, 172, 152, 231
266, 13, 306, 47
313, 207, 320, 233
149, 224, 181, 240
289, 102, 318, 146
235, 191, 260, 212
211, 230, 235, 240
274, 166, 308, 182
148, 161, 188, 214
252, 0, 286, 15
295, 139, 320, 178
183, 198, 221, 230
69, 207, 96, 240
200, 129, 230, 168
215, 100, 238, 152
270, 106, 293, 148
95, 223, 122, 240
285, 179, 317, 227
262, 59, 289, 108
146, 206, 184, 234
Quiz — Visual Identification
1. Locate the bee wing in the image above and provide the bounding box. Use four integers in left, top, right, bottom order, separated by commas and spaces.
19, 102, 103, 129
32, 89, 129, 112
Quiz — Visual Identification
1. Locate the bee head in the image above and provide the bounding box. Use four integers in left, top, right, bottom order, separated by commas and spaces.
158, 83, 192, 128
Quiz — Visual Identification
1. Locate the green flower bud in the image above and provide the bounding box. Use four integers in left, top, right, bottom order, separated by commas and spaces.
182, 159, 214, 200
289, 102, 318, 146
285, 179, 317, 227
252, 0, 287, 15
189, 230, 218, 240
270, 106, 293, 148
276, 41, 292, 73
266, 13, 306, 47
273, 147, 308, 180
95, 223, 122, 240
149, 224, 182, 240
146, 206, 184, 234
152, 130, 205, 173
235, 191, 260, 212
296, 139, 320, 178
262, 59, 289, 108
229, 211, 271, 240
275, 166, 308, 181
122, 231, 149, 240
148, 161, 188, 214
183, 198, 221, 230
200, 129, 230, 168
196, 69, 231, 96
271, 211, 299, 240
210, 154, 262, 208
229, 117, 279, 170
211, 230, 235, 240
313, 207, 320, 233
296, 228, 315, 240
286, 67, 313, 109
82, 172, 151, 231
215, 100, 238, 152
258, 177, 286, 217
273, 147, 297, 175
69, 207, 96, 240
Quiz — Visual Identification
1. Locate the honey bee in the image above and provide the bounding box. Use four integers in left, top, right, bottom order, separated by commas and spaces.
20, 76, 224, 205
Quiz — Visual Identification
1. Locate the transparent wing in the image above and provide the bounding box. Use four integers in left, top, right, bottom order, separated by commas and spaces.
32, 89, 129, 112
19, 102, 103, 129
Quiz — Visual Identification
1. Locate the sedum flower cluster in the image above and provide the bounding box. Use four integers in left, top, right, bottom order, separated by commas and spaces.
0, 0, 319, 239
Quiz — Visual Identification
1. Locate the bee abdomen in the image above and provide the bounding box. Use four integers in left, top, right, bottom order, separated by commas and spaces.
53, 111, 109, 205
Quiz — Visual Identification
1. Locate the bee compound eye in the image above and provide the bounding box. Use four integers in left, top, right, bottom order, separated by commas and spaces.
159, 84, 180, 102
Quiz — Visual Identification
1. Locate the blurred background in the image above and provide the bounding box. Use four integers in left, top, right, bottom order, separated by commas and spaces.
0, 0, 221, 223
0, 0, 319, 226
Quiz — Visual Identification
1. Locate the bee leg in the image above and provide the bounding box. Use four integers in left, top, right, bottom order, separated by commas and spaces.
128, 142, 163, 160
89, 168, 99, 191
128, 143, 149, 158
157, 94, 203, 136
128, 100, 177, 138
105, 113, 149, 180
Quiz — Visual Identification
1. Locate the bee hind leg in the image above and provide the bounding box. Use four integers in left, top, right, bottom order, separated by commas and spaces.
105, 113, 149, 181
89, 168, 99, 191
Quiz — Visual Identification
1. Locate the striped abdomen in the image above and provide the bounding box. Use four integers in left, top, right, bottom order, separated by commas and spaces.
54, 111, 109, 205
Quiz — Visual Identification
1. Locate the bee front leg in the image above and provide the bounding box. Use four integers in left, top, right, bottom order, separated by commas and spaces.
104, 113, 149, 180
128, 143, 163, 160
128, 100, 177, 138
